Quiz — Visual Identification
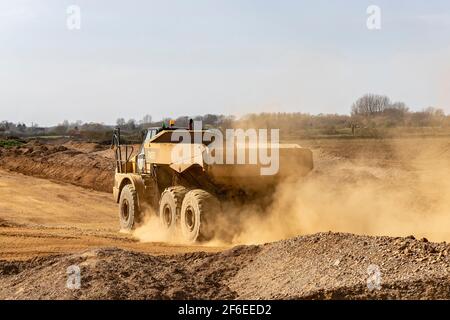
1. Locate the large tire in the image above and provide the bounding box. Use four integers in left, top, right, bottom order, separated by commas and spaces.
119, 184, 140, 230
180, 189, 220, 243
158, 186, 188, 233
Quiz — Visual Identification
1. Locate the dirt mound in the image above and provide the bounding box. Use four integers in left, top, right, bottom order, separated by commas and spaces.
1, 232, 449, 300
0, 245, 258, 300
0, 140, 114, 192
229, 232, 450, 299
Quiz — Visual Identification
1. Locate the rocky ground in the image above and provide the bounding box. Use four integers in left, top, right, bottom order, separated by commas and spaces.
1, 232, 449, 300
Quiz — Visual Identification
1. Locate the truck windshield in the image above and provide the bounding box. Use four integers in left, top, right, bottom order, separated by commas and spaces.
151, 130, 213, 145
144, 129, 158, 143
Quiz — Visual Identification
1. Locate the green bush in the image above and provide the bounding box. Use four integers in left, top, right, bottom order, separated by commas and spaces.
0, 139, 24, 148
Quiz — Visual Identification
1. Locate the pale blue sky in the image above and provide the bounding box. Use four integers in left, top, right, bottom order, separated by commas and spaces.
0, 0, 449, 126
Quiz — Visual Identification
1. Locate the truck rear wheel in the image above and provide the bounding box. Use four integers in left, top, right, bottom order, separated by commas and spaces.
159, 186, 187, 233
119, 184, 140, 230
180, 189, 220, 243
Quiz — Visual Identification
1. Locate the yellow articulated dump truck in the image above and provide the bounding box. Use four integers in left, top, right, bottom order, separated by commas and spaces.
111, 122, 313, 242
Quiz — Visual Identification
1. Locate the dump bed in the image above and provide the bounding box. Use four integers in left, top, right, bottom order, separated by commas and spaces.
206, 144, 313, 190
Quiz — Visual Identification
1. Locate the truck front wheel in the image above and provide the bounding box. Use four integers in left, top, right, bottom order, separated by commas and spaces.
119, 184, 140, 230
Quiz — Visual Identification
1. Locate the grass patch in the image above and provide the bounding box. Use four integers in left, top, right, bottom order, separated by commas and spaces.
0, 139, 24, 148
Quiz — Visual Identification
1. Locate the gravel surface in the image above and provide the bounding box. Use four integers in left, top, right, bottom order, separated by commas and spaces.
1, 232, 449, 300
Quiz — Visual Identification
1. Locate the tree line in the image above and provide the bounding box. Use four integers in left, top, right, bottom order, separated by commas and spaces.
1, 94, 449, 140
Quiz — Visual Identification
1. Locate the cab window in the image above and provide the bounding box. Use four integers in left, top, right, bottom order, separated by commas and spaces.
144, 129, 157, 143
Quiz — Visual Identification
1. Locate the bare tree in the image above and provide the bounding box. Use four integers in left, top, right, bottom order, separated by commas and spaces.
424, 107, 445, 118
116, 118, 126, 127
351, 94, 391, 116
389, 101, 408, 113
126, 119, 137, 131
140, 114, 152, 125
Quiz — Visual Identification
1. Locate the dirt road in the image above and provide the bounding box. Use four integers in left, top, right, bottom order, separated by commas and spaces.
0, 169, 226, 261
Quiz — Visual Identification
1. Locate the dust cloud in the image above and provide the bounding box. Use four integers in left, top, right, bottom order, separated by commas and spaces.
232, 138, 450, 244
132, 207, 184, 243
